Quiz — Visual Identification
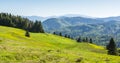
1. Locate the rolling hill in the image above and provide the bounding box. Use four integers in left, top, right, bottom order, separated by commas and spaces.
0, 26, 120, 63
42, 17, 104, 31
42, 16, 120, 46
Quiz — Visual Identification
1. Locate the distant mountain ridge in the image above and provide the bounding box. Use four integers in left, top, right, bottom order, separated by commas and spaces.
41, 15, 120, 46
98, 16, 120, 22
23, 16, 47, 22
24, 14, 120, 22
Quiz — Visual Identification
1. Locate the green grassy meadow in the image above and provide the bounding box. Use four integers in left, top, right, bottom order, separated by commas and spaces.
0, 26, 120, 63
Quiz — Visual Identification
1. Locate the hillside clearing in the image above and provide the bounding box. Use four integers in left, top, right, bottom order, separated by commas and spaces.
0, 26, 120, 63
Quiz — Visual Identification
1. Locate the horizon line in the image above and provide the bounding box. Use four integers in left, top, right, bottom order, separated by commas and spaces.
1, 12, 120, 18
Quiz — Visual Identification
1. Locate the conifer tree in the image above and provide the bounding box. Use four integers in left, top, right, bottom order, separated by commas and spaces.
106, 38, 117, 55
67, 35, 71, 38
38, 21, 44, 33
53, 32, 56, 35
64, 34, 67, 38
82, 38, 86, 42
86, 37, 88, 42
25, 30, 30, 37
77, 37, 81, 42
90, 38, 93, 43
59, 32, 62, 36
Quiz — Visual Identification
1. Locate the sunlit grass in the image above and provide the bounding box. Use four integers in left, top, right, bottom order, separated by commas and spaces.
0, 26, 120, 63
89, 43, 104, 49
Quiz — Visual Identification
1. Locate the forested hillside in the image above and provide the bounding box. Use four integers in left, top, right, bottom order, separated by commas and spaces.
42, 17, 120, 46
0, 13, 44, 33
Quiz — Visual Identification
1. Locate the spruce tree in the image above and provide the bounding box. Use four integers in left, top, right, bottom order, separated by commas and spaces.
38, 21, 44, 33
25, 31, 30, 37
59, 32, 62, 36
77, 37, 81, 42
90, 38, 93, 43
53, 32, 56, 35
106, 38, 117, 55
82, 38, 86, 42
64, 34, 68, 38
86, 37, 88, 42
67, 35, 71, 38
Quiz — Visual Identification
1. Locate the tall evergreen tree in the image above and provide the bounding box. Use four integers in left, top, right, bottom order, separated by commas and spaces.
77, 36, 81, 42
67, 35, 71, 38
53, 32, 56, 35
36, 21, 44, 33
82, 38, 86, 42
59, 32, 62, 36
90, 38, 93, 43
106, 38, 117, 55
85, 37, 88, 42
64, 34, 67, 38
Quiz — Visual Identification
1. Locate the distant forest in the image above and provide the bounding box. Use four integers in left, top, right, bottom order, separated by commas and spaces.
0, 13, 44, 33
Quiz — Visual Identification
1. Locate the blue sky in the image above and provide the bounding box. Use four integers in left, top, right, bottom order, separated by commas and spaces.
0, 0, 120, 17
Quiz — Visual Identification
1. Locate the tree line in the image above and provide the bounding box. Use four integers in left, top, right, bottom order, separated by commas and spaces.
53, 32, 72, 39
53, 31, 119, 56
76, 36, 93, 43
53, 32, 93, 43
0, 13, 44, 33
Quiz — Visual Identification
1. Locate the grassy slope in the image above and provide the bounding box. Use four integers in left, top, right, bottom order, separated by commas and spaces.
0, 26, 120, 63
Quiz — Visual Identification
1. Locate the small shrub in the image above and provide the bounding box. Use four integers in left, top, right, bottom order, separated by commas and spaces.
0, 40, 2, 44
104, 59, 110, 63
56, 50, 61, 52
48, 50, 52, 52
75, 57, 83, 63
39, 59, 46, 63
25, 31, 30, 37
